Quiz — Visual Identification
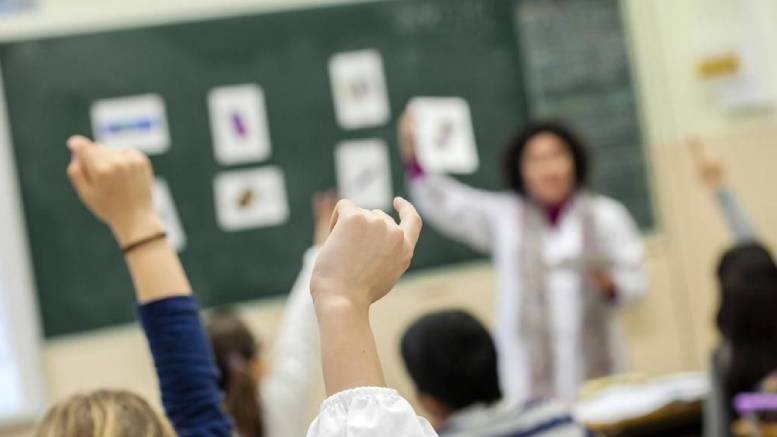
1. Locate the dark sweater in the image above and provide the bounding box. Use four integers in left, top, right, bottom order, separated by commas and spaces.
138, 296, 233, 437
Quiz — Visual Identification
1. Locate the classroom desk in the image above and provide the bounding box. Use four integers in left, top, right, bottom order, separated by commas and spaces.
576, 373, 708, 437
585, 400, 702, 437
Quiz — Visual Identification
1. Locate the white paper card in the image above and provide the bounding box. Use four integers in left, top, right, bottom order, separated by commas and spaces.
208, 84, 272, 165
410, 97, 479, 174
336, 139, 393, 210
153, 179, 187, 252
91, 94, 170, 155
329, 50, 391, 129
215, 167, 289, 231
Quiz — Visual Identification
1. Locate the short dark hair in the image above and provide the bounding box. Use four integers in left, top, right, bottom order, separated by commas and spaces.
400, 310, 502, 411
503, 121, 590, 194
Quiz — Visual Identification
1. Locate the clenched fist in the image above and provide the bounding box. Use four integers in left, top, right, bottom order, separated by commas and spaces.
310, 197, 422, 312
66, 136, 163, 246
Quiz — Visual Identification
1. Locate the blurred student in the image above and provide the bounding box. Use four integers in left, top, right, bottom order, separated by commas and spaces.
55, 136, 434, 436
207, 192, 336, 437
688, 139, 774, 437
401, 310, 588, 436
718, 245, 777, 407
711, 244, 777, 437
399, 110, 647, 401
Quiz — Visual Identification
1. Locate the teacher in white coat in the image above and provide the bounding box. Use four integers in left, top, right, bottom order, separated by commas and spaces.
399, 109, 647, 402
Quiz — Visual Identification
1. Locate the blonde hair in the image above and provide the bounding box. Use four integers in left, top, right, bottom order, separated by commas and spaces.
35, 390, 176, 437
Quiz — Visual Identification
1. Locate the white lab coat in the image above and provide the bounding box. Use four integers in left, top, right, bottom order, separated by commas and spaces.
260, 248, 321, 437
409, 174, 647, 401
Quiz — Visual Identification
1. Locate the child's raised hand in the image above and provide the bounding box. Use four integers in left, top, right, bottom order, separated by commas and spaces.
398, 106, 418, 164
688, 137, 726, 189
310, 197, 422, 313
66, 136, 163, 246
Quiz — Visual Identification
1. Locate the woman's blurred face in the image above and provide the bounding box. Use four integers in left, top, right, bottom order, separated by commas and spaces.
520, 132, 576, 206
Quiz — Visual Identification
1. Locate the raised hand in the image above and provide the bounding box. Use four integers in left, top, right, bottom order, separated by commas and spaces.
66, 135, 163, 247
310, 197, 422, 312
310, 197, 423, 395
65, 135, 185, 304
688, 137, 726, 189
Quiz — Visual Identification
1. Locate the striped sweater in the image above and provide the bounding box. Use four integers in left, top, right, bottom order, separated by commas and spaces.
440, 398, 590, 437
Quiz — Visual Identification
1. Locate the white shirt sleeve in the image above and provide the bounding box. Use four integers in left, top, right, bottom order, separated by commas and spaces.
261, 247, 320, 437
306, 387, 438, 437
595, 197, 648, 306
408, 174, 505, 253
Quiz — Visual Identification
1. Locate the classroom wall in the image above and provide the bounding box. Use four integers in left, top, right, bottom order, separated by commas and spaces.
626, 0, 777, 367
3, 0, 777, 435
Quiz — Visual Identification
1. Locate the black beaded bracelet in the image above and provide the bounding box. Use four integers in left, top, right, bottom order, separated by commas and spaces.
121, 232, 168, 255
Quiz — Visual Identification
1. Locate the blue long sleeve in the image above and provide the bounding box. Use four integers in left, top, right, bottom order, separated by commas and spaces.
138, 296, 232, 437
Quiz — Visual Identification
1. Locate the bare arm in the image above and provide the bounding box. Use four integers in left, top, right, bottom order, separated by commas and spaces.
304, 197, 435, 436
66, 136, 230, 437
67, 136, 191, 303
315, 299, 384, 395
310, 197, 422, 395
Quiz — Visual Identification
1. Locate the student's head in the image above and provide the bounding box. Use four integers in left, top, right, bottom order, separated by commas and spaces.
716, 243, 777, 336
504, 122, 589, 206
35, 390, 175, 437
400, 310, 502, 428
207, 309, 265, 437
715, 243, 777, 416
717, 243, 777, 291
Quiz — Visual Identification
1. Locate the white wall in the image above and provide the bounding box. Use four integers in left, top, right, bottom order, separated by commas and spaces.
0, 36, 49, 432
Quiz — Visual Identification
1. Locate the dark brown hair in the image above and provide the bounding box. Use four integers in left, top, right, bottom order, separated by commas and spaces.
207, 309, 264, 437
716, 243, 777, 418
503, 121, 590, 195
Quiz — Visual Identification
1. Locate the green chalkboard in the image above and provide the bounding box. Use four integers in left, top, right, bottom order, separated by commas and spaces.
1, 0, 531, 337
